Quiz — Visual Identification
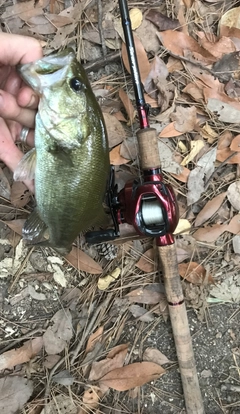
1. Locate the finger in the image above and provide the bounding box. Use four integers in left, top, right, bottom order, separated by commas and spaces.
0, 90, 36, 128
6, 120, 35, 147
4, 68, 22, 96
17, 86, 39, 109
0, 33, 43, 65
0, 118, 34, 193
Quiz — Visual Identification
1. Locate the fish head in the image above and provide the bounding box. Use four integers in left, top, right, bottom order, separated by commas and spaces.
18, 49, 97, 148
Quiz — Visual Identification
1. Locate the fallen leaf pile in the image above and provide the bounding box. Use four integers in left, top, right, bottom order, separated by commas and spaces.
1, 1, 240, 413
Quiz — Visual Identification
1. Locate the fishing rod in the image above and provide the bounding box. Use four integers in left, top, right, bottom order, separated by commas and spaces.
117, 1, 205, 412
86, 1, 205, 412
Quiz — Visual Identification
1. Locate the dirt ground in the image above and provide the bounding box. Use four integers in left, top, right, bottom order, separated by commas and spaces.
0, 0, 240, 413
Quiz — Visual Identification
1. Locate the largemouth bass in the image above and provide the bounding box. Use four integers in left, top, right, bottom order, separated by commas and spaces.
14, 49, 110, 255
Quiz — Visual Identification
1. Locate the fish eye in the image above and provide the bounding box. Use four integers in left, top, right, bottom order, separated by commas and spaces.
70, 78, 84, 92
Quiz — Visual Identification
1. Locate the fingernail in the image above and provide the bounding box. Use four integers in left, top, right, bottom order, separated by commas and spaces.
27, 95, 37, 107
0, 92, 3, 106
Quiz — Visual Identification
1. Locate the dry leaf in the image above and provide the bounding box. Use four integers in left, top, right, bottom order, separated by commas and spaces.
204, 88, 240, 123
135, 17, 162, 54
178, 262, 214, 284
0, 337, 43, 370
200, 123, 218, 144
195, 192, 227, 227
107, 343, 130, 359
1, 0, 44, 19
85, 326, 104, 354
233, 235, 240, 254
40, 395, 78, 414
129, 304, 155, 322
145, 9, 180, 31
52, 263, 67, 287
187, 148, 216, 205
110, 144, 130, 166
89, 344, 129, 382
10, 181, 31, 208
65, 246, 102, 274
122, 34, 150, 82
120, 136, 138, 160
228, 183, 240, 211
217, 131, 233, 150
43, 309, 72, 355
79, 387, 102, 414
52, 370, 74, 386
181, 140, 205, 166
98, 267, 121, 290
219, 7, 240, 35
0, 167, 11, 200
183, 0, 194, 7
216, 148, 240, 164
171, 106, 197, 133
156, 30, 216, 63
43, 355, 61, 369
114, 111, 127, 122
126, 284, 164, 305
143, 347, 174, 365
230, 135, 240, 152
174, 219, 191, 235
0, 377, 33, 414
99, 362, 165, 391
119, 89, 136, 125
193, 223, 228, 242
144, 55, 169, 97
209, 276, 240, 304
159, 122, 183, 138
176, 247, 190, 263
227, 214, 240, 234
183, 81, 204, 103
103, 112, 126, 148
171, 167, 190, 183
135, 248, 155, 272
197, 32, 235, 59
129, 7, 142, 30
144, 93, 158, 108
158, 139, 183, 175
4, 219, 25, 236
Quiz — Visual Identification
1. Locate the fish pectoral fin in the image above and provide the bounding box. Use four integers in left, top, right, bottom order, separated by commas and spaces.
23, 209, 48, 243
48, 146, 74, 166
14, 148, 36, 181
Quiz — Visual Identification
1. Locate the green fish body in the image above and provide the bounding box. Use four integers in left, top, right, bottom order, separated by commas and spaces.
15, 49, 110, 254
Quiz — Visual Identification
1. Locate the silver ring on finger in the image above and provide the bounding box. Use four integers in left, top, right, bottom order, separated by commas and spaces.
20, 126, 30, 144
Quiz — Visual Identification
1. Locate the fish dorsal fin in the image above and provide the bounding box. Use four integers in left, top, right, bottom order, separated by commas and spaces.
14, 148, 36, 181
23, 209, 48, 243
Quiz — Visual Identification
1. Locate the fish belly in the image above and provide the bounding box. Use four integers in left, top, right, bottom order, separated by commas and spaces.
35, 131, 109, 252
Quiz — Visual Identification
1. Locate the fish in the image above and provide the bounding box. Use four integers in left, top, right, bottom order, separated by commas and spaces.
14, 48, 110, 255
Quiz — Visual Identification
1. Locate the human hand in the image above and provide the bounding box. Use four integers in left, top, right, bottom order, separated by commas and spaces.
0, 33, 43, 192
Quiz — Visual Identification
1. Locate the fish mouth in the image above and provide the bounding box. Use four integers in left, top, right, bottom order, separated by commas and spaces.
18, 48, 76, 93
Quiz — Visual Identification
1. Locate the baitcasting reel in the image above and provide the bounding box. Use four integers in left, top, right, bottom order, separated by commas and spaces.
86, 165, 179, 246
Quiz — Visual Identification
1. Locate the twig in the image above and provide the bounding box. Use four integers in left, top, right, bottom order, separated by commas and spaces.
160, 46, 224, 80
221, 383, 240, 393
70, 295, 112, 364
0, 328, 44, 354
44, 295, 112, 399
84, 51, 120, 72
204, 151, 238, 189
8, 246, 35, 293
97, 0, 107, 57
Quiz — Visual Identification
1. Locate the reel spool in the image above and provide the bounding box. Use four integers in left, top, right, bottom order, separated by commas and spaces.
141, 197, 164, 226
